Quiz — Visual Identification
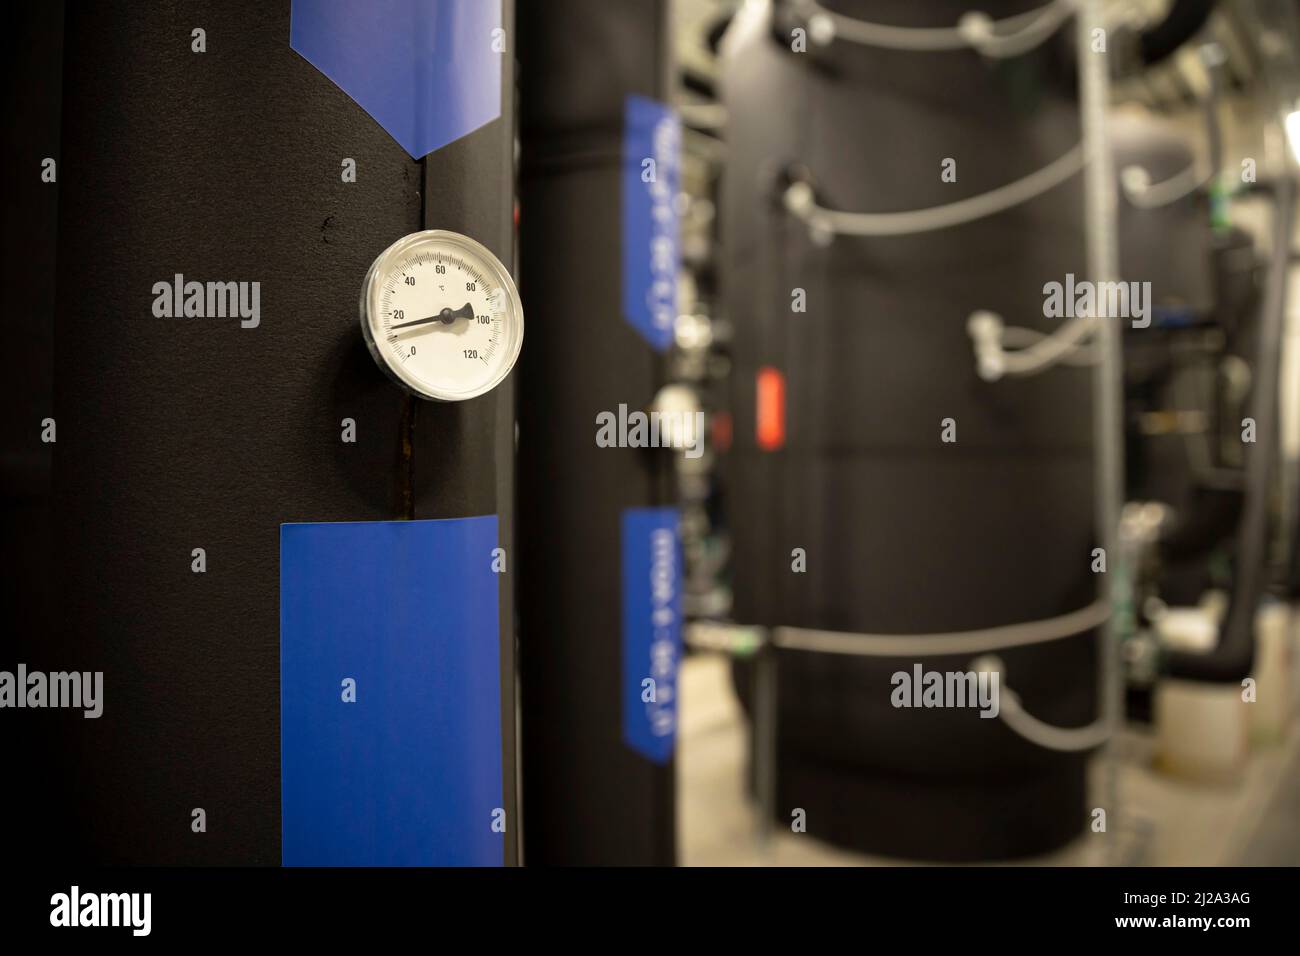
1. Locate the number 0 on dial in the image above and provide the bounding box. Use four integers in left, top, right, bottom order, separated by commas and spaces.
360, 230, 524, 401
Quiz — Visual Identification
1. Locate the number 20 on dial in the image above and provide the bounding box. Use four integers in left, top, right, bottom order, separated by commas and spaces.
360, 230, 524, 401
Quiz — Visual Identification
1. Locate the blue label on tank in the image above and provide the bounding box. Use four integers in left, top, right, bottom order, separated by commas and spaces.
281, 516, 503, 866
290, 0, 503, 159
621, 95, 681, 352
621, 507, 683, 764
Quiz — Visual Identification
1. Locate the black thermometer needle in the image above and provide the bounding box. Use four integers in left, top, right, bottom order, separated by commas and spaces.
390, 302, 475, 330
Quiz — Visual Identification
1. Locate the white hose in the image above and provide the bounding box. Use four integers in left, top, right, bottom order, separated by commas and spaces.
771, 600, 1108, 657
800, 0, 1078, 58
771, 607, 1114, 753
1000, 322, 1099, 366
785, 143, 1085, 239
968, 309, 1099, 380
1120, 163, 1207, 209
997, 689, 1111, 751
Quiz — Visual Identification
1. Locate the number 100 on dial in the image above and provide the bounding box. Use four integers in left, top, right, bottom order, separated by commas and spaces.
360, 230, 524, 401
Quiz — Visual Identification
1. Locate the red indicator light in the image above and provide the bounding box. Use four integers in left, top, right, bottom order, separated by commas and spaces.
756, 366, 785, 451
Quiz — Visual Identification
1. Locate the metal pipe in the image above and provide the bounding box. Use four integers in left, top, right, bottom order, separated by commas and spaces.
1077, 0, 1125, 862
1166, 174, 1297, 681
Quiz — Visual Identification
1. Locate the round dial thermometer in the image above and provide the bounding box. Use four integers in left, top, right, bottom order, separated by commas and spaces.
360, 230, 523, 401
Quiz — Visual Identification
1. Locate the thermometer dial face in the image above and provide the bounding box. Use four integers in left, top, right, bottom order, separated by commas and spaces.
360, 230, 523, 401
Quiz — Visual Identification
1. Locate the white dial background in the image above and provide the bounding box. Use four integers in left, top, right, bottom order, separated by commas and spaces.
362, 232, 522, 401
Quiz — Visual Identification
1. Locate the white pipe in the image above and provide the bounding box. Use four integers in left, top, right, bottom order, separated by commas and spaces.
784, 144, 1085, 238
799, 0, 1078, 58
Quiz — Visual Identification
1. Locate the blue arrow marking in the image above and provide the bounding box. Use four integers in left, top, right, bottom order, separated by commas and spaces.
291, 0, 503, 160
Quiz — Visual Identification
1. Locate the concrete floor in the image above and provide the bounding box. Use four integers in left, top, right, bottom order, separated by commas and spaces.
677, 652, 1300, 866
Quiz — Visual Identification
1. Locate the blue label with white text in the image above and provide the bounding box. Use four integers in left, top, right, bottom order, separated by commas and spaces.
621, 507, 683, 764
621, 96, 681, 352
